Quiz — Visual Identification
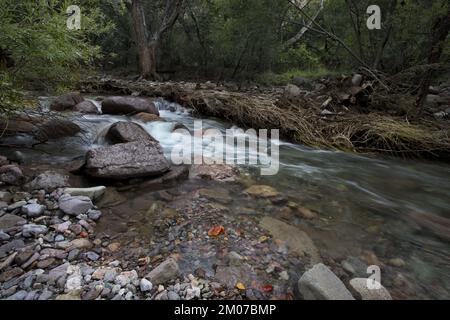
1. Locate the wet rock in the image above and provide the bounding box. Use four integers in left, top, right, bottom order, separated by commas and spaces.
146, 258, 180, 285
215, 264, 255, 289
296, 206, 317, 219
0, 230, 10, 241
21, 203, 45, 218
244, 185, 279, 198
198, 188, 232, 204
87, 209, 102, 221
7, 200, 27, 211
0, 191, 12, 203
74, 101, 100, 114
64, 186, 106, 201
388, 258, 406, 268
50, 92, 84, 111
0, 165, 25, 185
105, 121, 156, 144
190, 164, 237, 182
22, 224, 48, 238
260, 217, 320, 264
25, 171, 69, 192
349, 278, 392, 300
102, 96, 159, 116
298, 263, 355, 300
140, 278, 153, 292
58, 195, 94, 216
85, 141, 170, 180
340, 256, 368, 277
95, 188, 126, 208
37, 119, 81, 140
134, 112, 161, 123
0, 214, 27, 230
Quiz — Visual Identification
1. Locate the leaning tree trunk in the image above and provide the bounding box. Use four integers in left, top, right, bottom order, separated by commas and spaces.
416, 6, 450, 112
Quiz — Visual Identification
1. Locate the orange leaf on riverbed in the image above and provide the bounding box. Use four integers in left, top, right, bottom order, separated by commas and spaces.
208, 225, 225, 237
262, 285, 273, 293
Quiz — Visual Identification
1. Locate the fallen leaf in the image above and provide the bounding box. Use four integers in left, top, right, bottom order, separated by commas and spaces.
262, 284, 273, 293
236, 282, 246, 290
208, 225, 225, 237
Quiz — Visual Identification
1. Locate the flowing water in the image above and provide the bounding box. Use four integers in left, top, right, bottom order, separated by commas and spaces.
1, 96, 449, 299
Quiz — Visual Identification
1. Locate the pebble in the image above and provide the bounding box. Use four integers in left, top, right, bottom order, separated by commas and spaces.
140, 278, 153, 292
85, 251, 100, 261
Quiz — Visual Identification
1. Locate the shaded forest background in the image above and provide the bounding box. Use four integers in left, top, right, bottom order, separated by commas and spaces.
0, 0, 449, 109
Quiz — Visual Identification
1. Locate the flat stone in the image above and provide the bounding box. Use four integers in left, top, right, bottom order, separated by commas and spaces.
349, 278, 392, 300
0, 239, 25, 259
22, 224, 48, 238
298, 263, 355, 300
7, 200, 27, 211
260, 217, 320, 264
58, 195, 94, 216
64, 186, 106, 201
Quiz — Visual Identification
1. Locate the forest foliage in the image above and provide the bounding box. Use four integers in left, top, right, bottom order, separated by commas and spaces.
0, 0, 449, 111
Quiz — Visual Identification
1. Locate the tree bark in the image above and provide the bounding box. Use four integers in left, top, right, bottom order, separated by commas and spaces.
130, 0, 184, 80
131, 0, 154, 79
416, 6, 450, 111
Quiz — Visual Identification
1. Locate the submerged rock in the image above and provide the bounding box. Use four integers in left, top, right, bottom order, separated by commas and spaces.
84, 141, 170, 180
50, 92, 84, 111
134, 112, 161, 123
260, 217, 320, 264
244, 185, 279, 198
102, 96, 159, 116
349, 278, 392, 300
298, 263, 355, 300
36, 119, 81, 140
105, 121, 156, 144
0, 165, 25, 186
25, 171, 69, 192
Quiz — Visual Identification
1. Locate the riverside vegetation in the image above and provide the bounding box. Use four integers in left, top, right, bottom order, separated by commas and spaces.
0, 1, 449, 300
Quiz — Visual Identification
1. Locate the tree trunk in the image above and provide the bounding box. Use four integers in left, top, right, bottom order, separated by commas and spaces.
416, 6, 450, 111
131, 0, 155, 80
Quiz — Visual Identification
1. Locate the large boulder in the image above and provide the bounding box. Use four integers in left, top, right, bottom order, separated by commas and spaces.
73, 101, 100, 114
101, 96, 159, 116
298, 263, 355, 300
105, 121, 156, 144
84, 140, 170, 180
50, 92, 84, 111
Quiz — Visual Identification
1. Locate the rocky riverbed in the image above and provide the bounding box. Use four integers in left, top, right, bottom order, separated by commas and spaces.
1, 91, 448, 300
